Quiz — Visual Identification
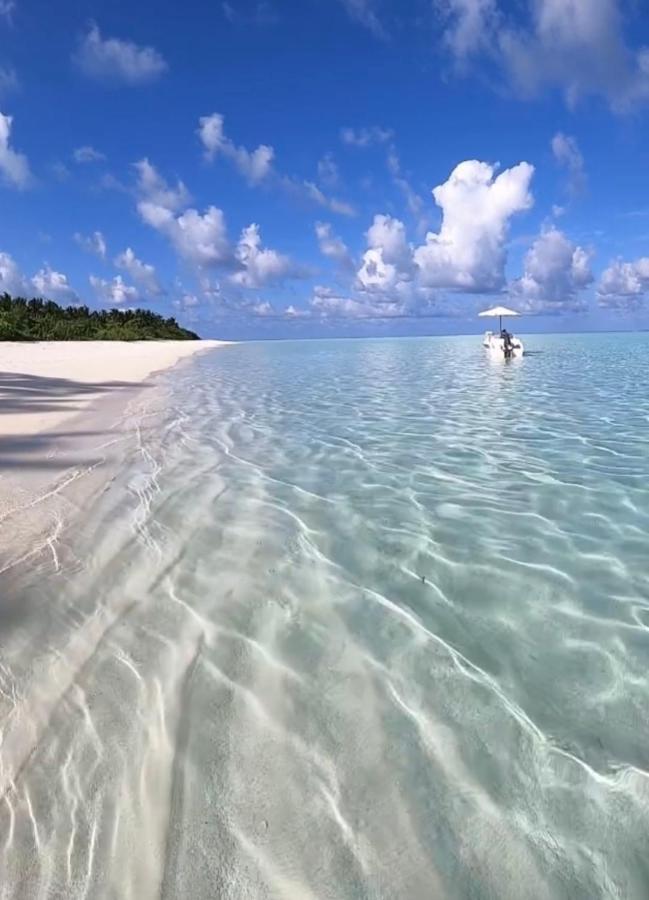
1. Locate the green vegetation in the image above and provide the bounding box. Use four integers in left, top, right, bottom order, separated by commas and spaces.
0, 293, 199, 341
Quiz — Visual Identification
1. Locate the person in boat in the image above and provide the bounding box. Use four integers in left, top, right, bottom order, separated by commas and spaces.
501, 327, 514, 357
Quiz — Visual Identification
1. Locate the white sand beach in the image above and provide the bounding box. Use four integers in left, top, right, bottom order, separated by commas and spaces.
0, 340, 227, 436
0, 340, 227, 576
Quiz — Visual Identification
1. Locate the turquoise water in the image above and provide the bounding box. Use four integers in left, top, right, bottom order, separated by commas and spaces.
2, 333, 649, 898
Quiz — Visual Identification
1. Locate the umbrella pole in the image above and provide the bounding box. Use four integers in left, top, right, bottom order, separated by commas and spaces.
499, 315, 502, 333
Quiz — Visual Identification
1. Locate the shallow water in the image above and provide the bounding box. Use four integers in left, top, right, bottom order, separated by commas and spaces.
2, 333, 649, 898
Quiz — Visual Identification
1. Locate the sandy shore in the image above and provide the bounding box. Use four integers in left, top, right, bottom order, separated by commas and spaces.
0, 340, 227, 436
0, 339, 228, 575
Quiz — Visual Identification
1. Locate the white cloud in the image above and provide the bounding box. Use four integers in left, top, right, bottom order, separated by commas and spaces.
0, 250, 29, 295
90, 274, 140, 305
32, 266, 79, 303
231, 223, 294, 288
74, 24, 168, 85
436, 0, 649, 110
413, 159, 534, 290
315, 221, 354, 270
597, 257, 649, 308
139, 202, 231, 268
338, 0, 386, 39
551, 132, 585, 194
0, 111, 30, 188
285, 304, 309, 318
134, 157, 191, 211
114, 247, 160, 294
309, 160, 534, 321
366, 213, 412, 268
198, 114, 354, 214
134, 157, 231, 270
310, 283, 436, 320
252, 300, 274, 316
509, 227, 593, 312
0, 66, 18, 95
198, 113, 274, 184
340, 125, 394, 147
74, 230, 107, 259
356, 214, 415, 294
73, 145, 106, 164
438, 0, 497, 62
0, 252, 81, 303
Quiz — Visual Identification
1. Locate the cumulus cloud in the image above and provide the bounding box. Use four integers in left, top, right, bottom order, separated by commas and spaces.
74, 230, 107, 259
315, 221, 354, 270
597, 257, 649, 308
509, 227, 593, 312
0, 250, 29, 294
134, 157, 191, 211
0, 111, 30, 188
90, 274, 140, 305
340, 125, 394, 147
198, 113, 274, 184
134, 158, 231, 270
139, 202, 231, 267
356, 214, 415, 294
32, 265, 79, 303
114, 246, 160, 294
414, 159, 534, 290
74, 24, 168, 85
251, 300, 274, 316
551, 132, 585, 195
0, 252, 81, 302
436, 0, 649, 110
73, 145, 106, 164
308, 158, 534, 321
231, 223, 295, 288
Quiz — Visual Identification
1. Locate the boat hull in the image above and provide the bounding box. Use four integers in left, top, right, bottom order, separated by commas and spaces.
482, 331, 524, 359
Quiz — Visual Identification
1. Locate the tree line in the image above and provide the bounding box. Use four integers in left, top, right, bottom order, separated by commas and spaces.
0, 293, 199, 341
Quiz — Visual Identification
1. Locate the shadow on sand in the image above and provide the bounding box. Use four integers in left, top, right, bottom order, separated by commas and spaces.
0, 371, 140, 416
0, 371, 149, 474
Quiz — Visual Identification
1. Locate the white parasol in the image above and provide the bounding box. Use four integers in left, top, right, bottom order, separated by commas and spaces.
478, 306, 520, 333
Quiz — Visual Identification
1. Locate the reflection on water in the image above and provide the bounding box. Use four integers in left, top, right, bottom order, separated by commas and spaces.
2, 333, 649, 899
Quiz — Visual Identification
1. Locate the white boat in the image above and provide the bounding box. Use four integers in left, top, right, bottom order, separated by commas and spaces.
478, 305, 524, 359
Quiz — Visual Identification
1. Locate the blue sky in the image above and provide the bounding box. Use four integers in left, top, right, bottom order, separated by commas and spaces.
2, 0, 649, 338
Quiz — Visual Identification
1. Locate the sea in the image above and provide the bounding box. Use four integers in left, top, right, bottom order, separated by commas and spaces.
2, 333, 649, 899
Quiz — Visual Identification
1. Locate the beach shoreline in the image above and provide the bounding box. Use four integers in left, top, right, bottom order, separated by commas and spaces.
0, 340, 228, 577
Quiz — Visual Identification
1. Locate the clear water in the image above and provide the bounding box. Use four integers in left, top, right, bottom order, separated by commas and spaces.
2, 334, 649, 898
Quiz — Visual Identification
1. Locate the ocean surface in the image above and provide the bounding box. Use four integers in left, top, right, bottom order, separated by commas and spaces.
2, 333, 649, 899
